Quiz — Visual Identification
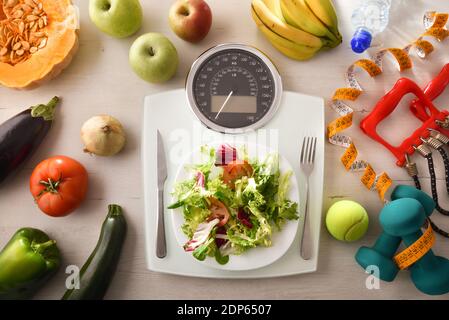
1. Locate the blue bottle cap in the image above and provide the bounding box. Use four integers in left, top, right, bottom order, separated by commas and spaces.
351, 28, 372, 54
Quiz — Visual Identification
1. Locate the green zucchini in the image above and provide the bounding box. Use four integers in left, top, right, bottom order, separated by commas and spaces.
62, 204, 127, 300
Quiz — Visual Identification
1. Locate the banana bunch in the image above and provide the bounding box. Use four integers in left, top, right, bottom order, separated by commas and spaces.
251, 0, 342, 60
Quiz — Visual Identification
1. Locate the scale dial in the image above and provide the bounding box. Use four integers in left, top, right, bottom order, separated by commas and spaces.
186, 44, 282, 133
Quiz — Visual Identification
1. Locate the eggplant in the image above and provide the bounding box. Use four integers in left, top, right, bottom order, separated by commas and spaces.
0, 96, 59, 184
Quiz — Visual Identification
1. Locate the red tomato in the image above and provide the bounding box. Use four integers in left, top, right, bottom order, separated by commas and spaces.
207, 197, 230, 227
30, 156, 88, 217
222, 160, 254, 189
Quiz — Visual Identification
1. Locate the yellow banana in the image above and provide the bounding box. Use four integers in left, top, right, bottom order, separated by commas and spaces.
252, 0, 323, 49
280, 0, 338, 42
262, 28, 320, 60
304, 0, 342, 40
252, 10, 321, 60
262, 0, 285, 21
269, 39, 318, 60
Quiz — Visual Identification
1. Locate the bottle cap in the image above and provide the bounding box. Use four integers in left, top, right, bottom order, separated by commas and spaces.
351, 28, 372, 54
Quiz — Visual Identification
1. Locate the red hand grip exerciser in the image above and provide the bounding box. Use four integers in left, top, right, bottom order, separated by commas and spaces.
411, 64, 449, 121
360, 64, 449, 167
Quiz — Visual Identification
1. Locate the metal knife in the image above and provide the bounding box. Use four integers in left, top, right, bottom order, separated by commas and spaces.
156, 130, 167, 258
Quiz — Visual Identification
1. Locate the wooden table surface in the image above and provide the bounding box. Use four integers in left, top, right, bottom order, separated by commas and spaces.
1, 0, 449, 300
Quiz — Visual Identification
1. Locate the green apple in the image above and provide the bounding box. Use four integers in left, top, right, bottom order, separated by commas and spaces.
129, 33, 179, 83
89, 0, 143, 38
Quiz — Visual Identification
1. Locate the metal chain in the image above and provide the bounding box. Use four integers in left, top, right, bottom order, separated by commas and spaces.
429, 218, 449, 238
426, 154, 449, 216
409, 154, 449, 238
411, 170, 448, 237
437, 146, 449, 194
413, 175, 421, 190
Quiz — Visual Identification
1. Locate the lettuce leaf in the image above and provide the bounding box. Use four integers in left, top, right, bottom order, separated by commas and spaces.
207, 176, 235, 208
193, 237, 215, 261
184, 218, 219, 251
214, 246, 230, 265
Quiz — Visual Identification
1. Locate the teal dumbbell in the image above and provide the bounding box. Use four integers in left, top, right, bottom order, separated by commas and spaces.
390, 185, 436, 213
380, 198, 449, 295
355, 233, 401, 282
355, 185, 435, 282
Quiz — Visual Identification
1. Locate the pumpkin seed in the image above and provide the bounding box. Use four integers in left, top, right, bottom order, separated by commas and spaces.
38, 18, 44, 29
16, 49, 24, 56
13, 10, 24, 18
12, 41, 22, 50
0, 48, 8, 56
33, 31, 44, 37
26, 15, 39, 22
21, 41, 30, 50
38, 3, 43, 11
19, 21, 25, 34
38, 37, 46, 48
29, 46, 37, 53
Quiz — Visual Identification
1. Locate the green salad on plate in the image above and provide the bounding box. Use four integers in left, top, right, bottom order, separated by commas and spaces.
168, 144, 299, 265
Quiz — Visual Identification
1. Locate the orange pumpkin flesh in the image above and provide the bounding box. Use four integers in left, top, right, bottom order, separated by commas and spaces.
0, 0, 78, 89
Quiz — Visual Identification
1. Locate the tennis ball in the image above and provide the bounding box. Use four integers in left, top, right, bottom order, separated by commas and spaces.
326, 200, 369, 242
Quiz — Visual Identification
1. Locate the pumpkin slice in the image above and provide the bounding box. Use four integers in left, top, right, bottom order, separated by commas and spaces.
0, 0, 79, 89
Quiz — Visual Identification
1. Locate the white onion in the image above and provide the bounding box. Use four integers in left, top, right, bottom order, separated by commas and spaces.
81, 115, 126, 156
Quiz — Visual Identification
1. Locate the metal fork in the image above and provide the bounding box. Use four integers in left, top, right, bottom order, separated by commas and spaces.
299, 136, 317, 260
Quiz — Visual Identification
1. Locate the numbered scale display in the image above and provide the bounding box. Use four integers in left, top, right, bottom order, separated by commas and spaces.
186, 43, 283, 133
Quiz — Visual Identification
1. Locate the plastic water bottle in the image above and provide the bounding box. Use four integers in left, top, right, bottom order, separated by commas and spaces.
351, 0, 392, 54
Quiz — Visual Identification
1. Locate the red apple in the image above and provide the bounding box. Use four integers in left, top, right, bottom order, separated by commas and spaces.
169, 0, 212, 43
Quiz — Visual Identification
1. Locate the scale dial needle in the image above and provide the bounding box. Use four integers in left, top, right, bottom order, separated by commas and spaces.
214, 91, 234, 120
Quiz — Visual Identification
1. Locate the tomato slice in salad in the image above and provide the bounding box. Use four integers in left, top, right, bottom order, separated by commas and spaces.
207, 197, 230, 227
222, 160, 254, 189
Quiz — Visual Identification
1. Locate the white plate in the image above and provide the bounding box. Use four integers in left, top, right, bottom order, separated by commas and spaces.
170, 142, 300, 271
143, 89, 324, 278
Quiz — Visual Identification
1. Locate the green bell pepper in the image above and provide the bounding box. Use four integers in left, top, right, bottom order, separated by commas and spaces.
0, 228, 61, 300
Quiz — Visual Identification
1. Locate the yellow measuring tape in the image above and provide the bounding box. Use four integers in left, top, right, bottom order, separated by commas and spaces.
327, 11, 449, 201
394, 220, 435, 270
